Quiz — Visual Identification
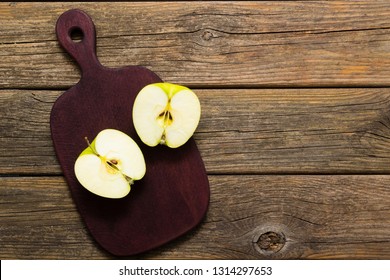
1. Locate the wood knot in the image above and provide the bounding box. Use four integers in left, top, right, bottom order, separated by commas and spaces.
201, 30, 214, 41
254, 231, 286, 255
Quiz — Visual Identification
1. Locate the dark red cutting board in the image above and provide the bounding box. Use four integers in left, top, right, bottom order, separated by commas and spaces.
50, 9, 209, 256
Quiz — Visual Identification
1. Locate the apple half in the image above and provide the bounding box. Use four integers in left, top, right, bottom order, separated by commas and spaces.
132, 83, 201, 148
74, 129, 146, 199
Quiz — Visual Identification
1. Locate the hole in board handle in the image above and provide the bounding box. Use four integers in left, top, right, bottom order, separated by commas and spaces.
69, 27, 84, 43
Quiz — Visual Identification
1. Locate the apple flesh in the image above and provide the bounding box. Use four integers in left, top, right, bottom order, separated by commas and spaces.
132, 83, 201, 148
74, 129, 146, 199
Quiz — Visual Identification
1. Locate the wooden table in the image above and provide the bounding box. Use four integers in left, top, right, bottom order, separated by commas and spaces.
1, 1, 390, 259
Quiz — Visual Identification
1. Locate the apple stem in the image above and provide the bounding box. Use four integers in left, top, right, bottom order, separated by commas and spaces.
85, 137, 100, 156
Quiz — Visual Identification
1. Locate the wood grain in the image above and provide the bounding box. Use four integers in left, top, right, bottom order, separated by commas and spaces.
2, 88, 390, 175
1, 1, 390, 260
1, 2, 390, 88
1, 175, 389, 259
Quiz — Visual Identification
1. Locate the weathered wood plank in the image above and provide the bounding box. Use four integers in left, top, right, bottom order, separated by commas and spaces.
1, 175, 389, 259
2, 88, 390, 175
1, 2, 390, 88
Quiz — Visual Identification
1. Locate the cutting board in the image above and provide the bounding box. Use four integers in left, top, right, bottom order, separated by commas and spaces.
50, 9, 210, 256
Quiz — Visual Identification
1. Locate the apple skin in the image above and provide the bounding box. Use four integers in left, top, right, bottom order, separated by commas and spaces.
74, 129, 146, 199
132, 82, 201, 148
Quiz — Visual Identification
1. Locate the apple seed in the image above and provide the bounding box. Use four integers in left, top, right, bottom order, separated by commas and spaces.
84, 136, 134, 184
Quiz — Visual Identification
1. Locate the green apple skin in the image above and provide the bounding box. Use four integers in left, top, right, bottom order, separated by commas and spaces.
132, 82, 201, 148
74, 129, 146, 199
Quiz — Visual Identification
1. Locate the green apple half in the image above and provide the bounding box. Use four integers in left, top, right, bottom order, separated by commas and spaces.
132, 83, 201, 148
74, 129, 146, 199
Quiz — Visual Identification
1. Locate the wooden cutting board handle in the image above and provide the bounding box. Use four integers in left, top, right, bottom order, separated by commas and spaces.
56, 9, 101, 75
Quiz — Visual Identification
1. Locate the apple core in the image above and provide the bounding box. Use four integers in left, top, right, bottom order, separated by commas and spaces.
74, 129, 146, 198
133, 82, 201, 148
